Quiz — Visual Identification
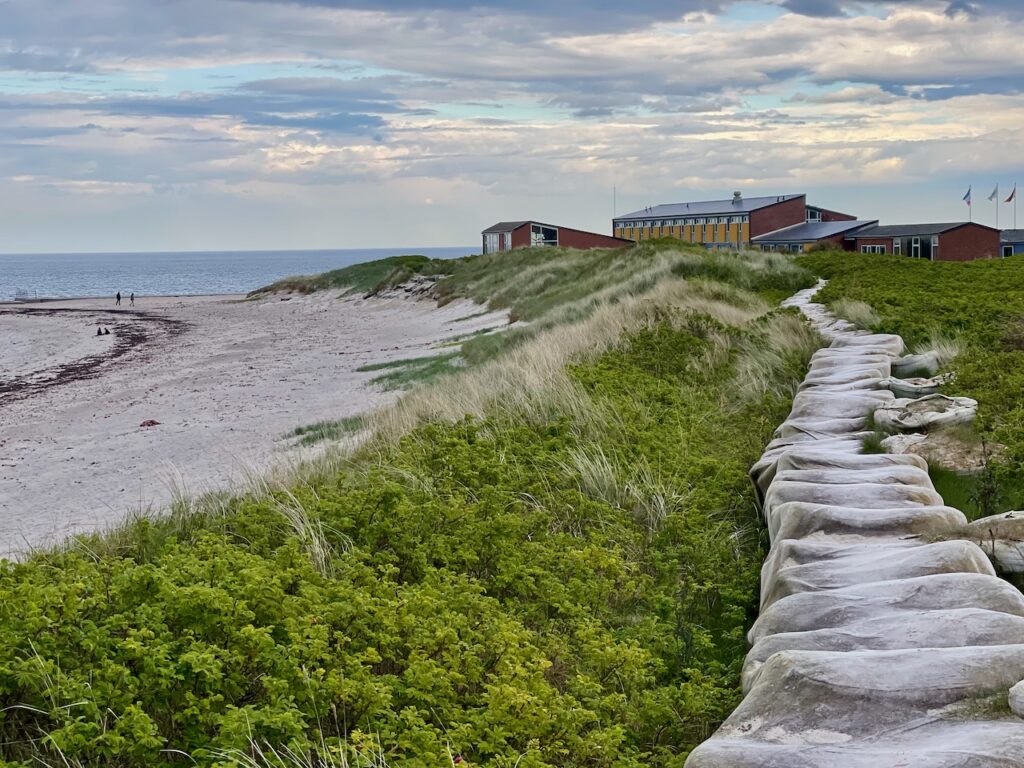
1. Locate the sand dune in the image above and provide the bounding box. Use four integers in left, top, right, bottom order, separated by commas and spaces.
0, 291, 506, 557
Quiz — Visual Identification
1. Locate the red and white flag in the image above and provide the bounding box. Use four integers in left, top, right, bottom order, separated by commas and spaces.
1007, 186, 1018, 204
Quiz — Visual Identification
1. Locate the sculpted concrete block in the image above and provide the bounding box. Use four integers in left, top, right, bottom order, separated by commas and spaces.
768, 502, 965, 544
1011, 680, 1024, 718
874, 394, 978, 432
882, 373, 955, 398
964, 511, 1024, 573
743, 609, 1024, 693
750, 573, 1024, 643
759, 539, 996, 609
893, 349, 942, 377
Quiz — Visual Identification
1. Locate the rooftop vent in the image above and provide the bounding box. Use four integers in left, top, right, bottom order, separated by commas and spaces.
732, 191, 742, 205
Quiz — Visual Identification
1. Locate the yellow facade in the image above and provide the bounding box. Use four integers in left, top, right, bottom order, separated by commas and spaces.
612, 217, 754, 247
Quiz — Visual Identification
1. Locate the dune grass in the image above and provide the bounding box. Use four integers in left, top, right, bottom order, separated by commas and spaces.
0, 244, 821, 768
248, 255, 454, 297
288, 416, 367, 447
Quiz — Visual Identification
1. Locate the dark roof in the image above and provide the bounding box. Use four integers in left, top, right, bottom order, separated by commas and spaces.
751, 220, 878, 243
482, 221, 530, 234
614, 194, 804, 222
1003, 229, 1024, 244
847, 222, 994, 239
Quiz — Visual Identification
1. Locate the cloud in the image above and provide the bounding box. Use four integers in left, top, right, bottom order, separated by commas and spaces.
1, 0, 1023, 251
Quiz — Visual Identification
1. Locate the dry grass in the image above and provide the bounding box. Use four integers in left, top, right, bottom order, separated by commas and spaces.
364, 277, 770, 445
733, 312, 823, 403
913, 329, 964, 367
832, 298, 881, 329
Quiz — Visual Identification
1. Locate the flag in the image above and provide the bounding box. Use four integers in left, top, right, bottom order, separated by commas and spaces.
988, 185, 999, 202
963, 186, 972, 206
1007, 186, 1018, 204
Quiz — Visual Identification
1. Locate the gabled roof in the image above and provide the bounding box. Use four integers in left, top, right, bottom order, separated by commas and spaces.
751, 220, 878, 243
482, 221, 531, 234
1003, 229, 1024, 244
614, 194, 804, 222
847, 222, 996, 239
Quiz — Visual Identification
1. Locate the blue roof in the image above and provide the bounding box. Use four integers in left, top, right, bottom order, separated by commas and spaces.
615, 194, 804, 222
1003, 229, 1024, 244
751, 220, 878, 243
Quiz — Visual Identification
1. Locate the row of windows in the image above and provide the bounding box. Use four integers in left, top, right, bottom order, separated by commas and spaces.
760, 244, 806, 253
615, 215, 749, 228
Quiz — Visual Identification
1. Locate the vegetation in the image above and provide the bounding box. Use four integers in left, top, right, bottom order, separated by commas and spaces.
0, 245, 819, 767
287, 416, 367, 447
799, 250, 1024, 515
249, 255, 453, 297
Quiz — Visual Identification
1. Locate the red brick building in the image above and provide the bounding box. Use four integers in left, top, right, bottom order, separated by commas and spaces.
846, 223, 1001, 261
481, 221, 633, 254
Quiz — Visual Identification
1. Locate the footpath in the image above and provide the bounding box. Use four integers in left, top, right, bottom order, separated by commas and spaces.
687, 281, 1024, 767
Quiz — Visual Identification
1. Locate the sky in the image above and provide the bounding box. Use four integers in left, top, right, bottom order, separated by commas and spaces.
1, 0, 1023, 253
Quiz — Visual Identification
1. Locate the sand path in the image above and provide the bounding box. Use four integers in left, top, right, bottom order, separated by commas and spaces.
0, 291, 505, 557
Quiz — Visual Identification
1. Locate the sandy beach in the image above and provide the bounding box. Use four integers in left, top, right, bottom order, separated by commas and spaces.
0, 290, 506, 557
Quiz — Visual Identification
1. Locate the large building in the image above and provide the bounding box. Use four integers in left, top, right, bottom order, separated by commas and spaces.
481, 220, 633, 254
1003, 230, 1024, 257
611, 192, 858, 249
846, 223, 1001, 261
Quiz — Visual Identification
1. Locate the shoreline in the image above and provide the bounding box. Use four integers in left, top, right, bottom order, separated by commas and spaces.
0, 292, 246, 306
0, 290, 507, 557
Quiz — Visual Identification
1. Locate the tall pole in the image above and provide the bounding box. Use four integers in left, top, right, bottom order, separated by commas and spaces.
997, 184, 1000, 231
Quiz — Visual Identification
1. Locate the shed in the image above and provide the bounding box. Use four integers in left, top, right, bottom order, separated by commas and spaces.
482, 221, 633, 254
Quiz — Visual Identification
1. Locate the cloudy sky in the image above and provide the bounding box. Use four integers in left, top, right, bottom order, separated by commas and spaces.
1, 0, 1022, 253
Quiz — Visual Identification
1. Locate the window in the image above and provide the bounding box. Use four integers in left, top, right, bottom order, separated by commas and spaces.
931, 235, 939, 261
760, 244, 776, 252
1004, 245, 1014, 258
860, 244, 886, 254
893, 238, 902, 256
484, 232, 502, 253
531, 224, 558, 247
911, 237, 921, 258
806, 208, 822, 223
791, 244, 804, 253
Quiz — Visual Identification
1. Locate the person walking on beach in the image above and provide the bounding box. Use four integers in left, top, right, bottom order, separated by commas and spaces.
130, 293, 135, 307
115, 291, 121, 306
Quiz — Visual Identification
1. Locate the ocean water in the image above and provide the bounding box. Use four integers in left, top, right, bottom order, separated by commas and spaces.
0, 247, 477, 301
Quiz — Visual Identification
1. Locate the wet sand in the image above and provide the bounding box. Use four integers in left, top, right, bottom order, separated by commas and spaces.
0, 291, 505, 557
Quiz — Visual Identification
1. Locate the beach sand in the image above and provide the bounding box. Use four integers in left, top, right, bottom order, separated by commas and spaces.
0, 291, 506, 557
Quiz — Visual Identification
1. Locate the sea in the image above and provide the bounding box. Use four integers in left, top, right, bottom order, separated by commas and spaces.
0, 247, 478, 302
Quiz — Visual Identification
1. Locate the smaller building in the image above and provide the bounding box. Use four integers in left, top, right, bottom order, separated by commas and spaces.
481, 221, 633, 254
752, 220, 878, 253
1002, 230, 1024, 258
847, 223, 1001, 261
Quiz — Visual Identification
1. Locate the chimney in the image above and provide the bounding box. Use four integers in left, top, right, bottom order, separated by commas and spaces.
733, 191, 742, 205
